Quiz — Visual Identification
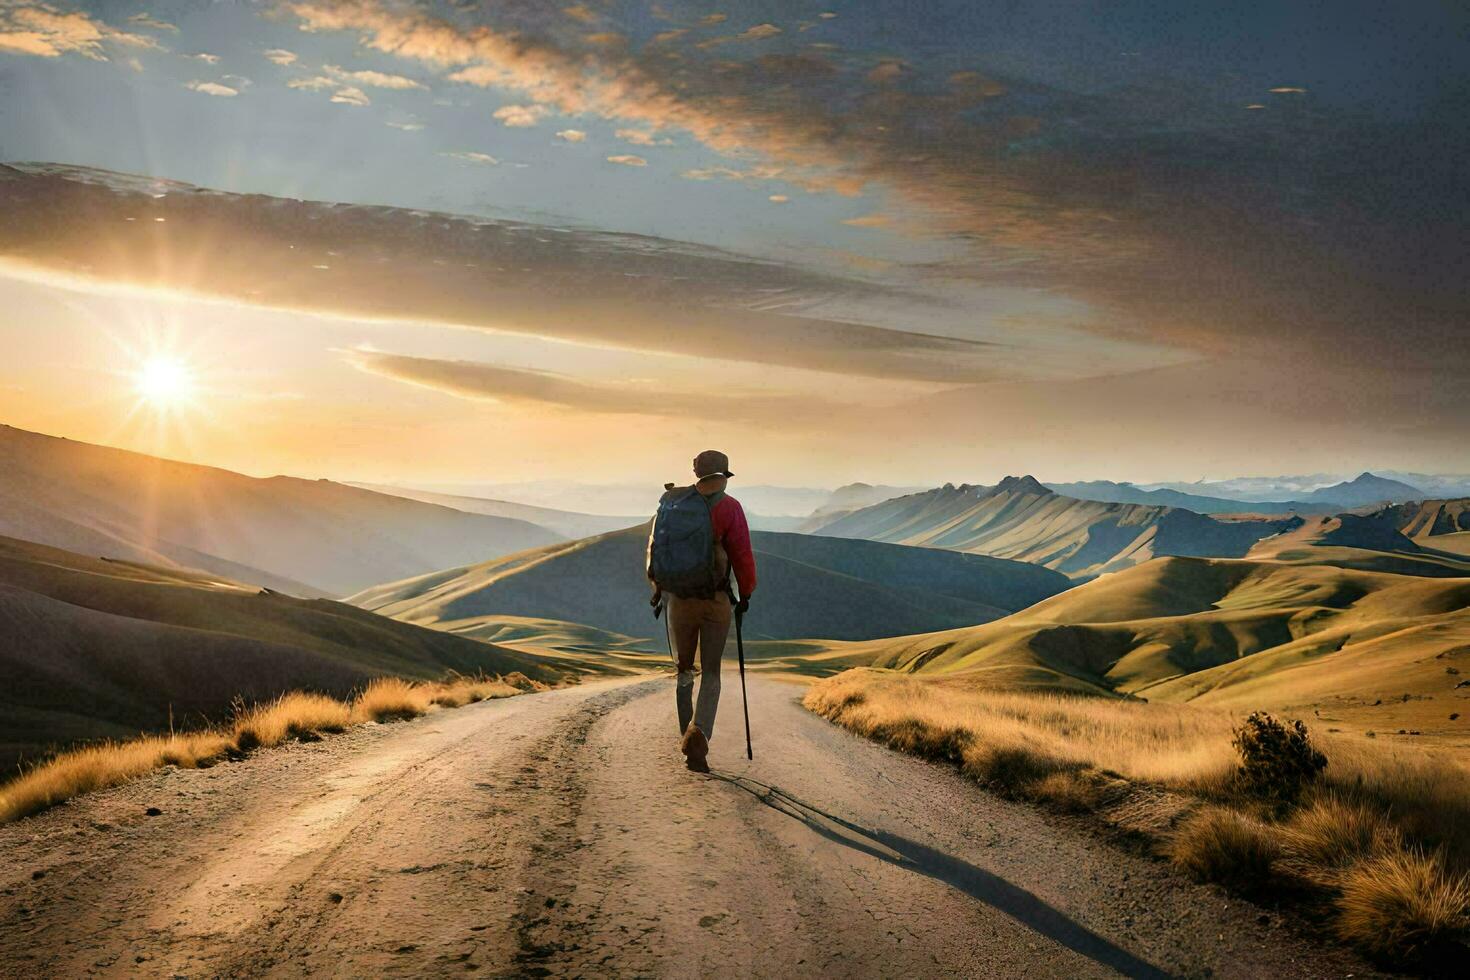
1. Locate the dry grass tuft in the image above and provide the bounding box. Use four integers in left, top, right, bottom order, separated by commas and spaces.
1279, 796, 1401, 883
1170, 806, 1281, 889
427, 674, 519, 708
1030, 769, 1112, 813
0, 732, 232, 823
1335, 850, 1470, 957
2, 671, 544, 824
232, 693, 351, 750
351, 677, 432, 722
803, 668, 1239, 790
805, 666, 1470, 960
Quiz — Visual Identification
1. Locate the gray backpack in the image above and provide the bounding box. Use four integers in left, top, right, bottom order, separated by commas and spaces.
649, 485, 726, 599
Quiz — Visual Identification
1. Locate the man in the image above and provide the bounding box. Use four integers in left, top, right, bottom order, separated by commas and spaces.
649, 450, 757, 773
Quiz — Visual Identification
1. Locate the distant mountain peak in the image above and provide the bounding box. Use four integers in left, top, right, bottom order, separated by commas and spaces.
1304, 471, 1423, 505
994, 475, 1051, 496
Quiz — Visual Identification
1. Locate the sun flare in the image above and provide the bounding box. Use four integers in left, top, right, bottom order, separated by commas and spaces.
133, 357, 195, 408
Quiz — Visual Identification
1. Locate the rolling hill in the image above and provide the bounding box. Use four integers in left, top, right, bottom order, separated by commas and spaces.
1245, 505, 1470, 577
0, 424, 561, 596
808, 476, 1297, 579
1372, 498, 1470, 557
813, 555, 1470, 740
0, 534, 582, 771
349, 525, 1070, 643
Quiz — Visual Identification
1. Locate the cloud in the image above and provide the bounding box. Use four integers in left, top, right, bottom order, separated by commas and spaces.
735, 23, 781, 42
343, 349, 830, 423
0, 167, 1011, 384
841, 213, 891, 228
184, 80, 239, 98
652, 28, 687, 43
555, 128, 586, 142
0, 3, 161, 59
324, 64, 426, 90
1269, 86, 1307, 93
698, 22, 783, 50
263, 48, 298, 65
606, 154, 647, 167
562, 4, 598, 25
289, 74, 371, 105
222, 74, 253, 88
287, 75, 336, 92
188, 52, 220, 64
330, 85, 371, 106
681, 165, 783, 182
866, 60, 907, 84
583, 32, 624, 46
441, 151, 498, 165
126, 13, 177, 33
700, 14, 727, 26
615, 128, 671, 147
492, 104, 549, 127
387, 118, 424, 131
769, 194, 789, 203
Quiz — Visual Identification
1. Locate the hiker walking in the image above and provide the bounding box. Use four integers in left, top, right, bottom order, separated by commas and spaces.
646, 450, 757, 773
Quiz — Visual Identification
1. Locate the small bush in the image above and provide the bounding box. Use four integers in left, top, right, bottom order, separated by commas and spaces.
1335, 850, 1470, 958
1232, 711, 1326, 808
1170, 806, 1281, 890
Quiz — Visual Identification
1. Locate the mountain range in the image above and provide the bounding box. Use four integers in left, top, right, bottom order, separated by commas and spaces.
0, 425, 561, 597
349, 525, 1069, 643
1043, 481, 1334, 515
1142, 471, 1444, 505
807, 476, 1300, 579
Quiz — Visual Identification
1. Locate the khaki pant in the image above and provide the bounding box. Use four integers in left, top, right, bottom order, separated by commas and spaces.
666, 593, 731, 739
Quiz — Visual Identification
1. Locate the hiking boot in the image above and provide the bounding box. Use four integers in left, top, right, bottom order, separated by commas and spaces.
681, 724, 710, 773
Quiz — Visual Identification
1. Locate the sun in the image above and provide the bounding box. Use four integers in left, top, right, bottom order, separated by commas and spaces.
133, 357, 196, 408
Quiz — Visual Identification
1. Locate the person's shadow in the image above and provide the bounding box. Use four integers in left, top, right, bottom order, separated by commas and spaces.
708, 771, 1173, 980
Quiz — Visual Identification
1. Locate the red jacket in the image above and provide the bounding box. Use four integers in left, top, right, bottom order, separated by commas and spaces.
711, 493, 757, 597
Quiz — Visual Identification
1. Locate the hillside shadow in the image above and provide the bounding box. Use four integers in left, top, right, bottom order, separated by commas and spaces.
710, 772, 1172, 980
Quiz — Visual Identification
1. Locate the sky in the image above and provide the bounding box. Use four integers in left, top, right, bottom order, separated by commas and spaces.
0, 1, 1466, 490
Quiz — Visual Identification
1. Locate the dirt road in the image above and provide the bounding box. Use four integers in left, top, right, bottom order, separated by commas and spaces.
0, 674, 1374, 978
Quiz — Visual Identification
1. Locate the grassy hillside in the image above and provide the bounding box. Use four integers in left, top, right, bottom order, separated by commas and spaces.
799, 555, 1470, 745
810, 475, 1295, 578
350, 525, 1070, 643
1246, 510, 1470, 578
0, 424, 561, 596
0, 534, 584, 771
1371, 498, 1470, 557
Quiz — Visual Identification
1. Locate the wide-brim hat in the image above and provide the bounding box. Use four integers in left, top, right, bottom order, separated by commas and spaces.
693, 449, 734, 480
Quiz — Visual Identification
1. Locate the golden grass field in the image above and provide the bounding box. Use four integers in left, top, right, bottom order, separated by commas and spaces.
804, 668, 1470, 962
0, 673, 531, 825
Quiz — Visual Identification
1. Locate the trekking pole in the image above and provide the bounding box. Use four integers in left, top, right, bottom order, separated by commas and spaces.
735, 606, 753, 761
